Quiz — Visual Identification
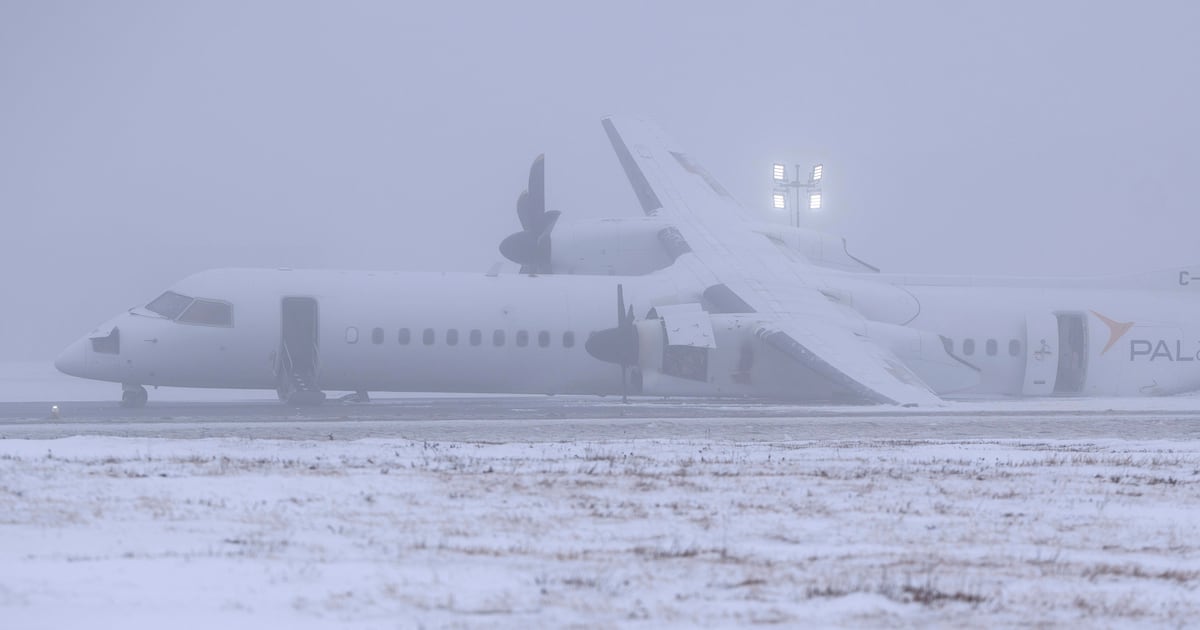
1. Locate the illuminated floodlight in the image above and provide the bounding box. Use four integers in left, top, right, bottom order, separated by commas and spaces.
772, 192, 787, 210
810, 164, 823, 182
809, 193, 822, 210
772, 163, 787, 181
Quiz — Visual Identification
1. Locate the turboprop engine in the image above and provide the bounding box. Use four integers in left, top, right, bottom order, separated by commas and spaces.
498, 156, 879, 276
498, 156, 675, 275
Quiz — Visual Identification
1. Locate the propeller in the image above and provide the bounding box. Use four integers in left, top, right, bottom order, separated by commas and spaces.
499, 155, 561, 274
585, 284, 640, 402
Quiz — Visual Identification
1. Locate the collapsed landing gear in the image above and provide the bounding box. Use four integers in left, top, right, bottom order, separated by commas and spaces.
120, 384, 148, 408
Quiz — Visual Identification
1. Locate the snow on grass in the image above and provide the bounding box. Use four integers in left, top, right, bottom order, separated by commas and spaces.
1, 436, 1199, 628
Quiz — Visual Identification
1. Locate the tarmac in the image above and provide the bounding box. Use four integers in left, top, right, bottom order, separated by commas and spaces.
3, 395, 1200, 442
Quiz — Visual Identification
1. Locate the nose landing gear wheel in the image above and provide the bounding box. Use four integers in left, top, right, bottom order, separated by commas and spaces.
120, 384, 148, 408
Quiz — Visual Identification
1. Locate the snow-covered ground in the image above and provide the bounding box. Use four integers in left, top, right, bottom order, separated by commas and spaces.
2, 436, 1199, 628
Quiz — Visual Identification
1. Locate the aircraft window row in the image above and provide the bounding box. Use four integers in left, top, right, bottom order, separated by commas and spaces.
347, 326, 577, 348
146, 291, 232, 327
952, 338, 1023, 357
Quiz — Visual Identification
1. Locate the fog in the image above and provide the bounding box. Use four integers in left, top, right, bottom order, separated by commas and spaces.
2, 1, 1198, 362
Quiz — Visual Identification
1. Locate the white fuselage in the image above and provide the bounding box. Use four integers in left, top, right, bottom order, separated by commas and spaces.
55, 266, 1200, 401
56, 269, 694, 396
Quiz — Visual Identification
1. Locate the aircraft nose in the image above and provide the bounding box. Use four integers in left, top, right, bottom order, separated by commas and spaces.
54, 338, 87, 377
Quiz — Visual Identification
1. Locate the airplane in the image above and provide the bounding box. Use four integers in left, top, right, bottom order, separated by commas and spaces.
54, 117, 1200, 408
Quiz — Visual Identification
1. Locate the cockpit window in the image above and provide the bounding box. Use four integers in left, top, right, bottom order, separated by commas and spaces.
178, 299, 233, 327
146, 291, 194, 319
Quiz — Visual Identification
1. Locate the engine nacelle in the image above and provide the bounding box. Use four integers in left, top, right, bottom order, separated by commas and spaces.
549, 218, 674, 275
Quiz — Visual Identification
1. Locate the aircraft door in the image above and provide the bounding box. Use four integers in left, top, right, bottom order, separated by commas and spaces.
278, 297, 324, 404
1053, 313, 1088, 394
1022, 313, 1059, 395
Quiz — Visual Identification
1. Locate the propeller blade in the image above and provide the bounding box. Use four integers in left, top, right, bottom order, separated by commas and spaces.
507, 155, 557, 273
585, 282, 641, 400
499, 230, 539, 266
528, 154, 545, 218
617, 284, 625, 324
516, 190, 537, 232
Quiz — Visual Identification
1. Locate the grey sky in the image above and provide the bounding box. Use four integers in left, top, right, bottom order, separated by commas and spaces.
2, 1, 1198, 361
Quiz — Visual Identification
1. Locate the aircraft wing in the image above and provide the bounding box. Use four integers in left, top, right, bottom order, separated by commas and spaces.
602, 116, 941, 406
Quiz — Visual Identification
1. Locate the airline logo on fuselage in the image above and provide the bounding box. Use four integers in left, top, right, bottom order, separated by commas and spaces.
1091, 311, 1133, 356
1091, 310, 1198, 362
1130, 340, 1199, 362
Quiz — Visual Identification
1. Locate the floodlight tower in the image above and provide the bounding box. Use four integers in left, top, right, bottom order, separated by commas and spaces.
772, 162, 823, 227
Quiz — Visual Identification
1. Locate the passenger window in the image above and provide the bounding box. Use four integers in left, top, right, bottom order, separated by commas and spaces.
963, 339, 975, 356
493, 330, 505, 346
446, 329, 459, 346
423, 328, 435, 345
146, 291, 194, 320
1009, 339, 1022, 356
178, 299, 233, 327
563, 331, 575, 348
986, 339, 997, 356
943, 337, 954, 354
469, 329, 482, 346
398, 328, 410, 345
538, 331, 550, 347
371, 327, 384, 344
346, 327, 359, 344
516, 330, 529, 347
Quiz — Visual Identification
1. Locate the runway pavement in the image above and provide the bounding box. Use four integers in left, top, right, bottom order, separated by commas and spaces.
3, 395, 1200, 441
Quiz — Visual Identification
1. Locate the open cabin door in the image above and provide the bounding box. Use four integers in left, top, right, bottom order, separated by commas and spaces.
278, 297, 325, 405
1023, 312, 1089, 396
1022, 312, 1059, 395
1053, 313, 1088, 394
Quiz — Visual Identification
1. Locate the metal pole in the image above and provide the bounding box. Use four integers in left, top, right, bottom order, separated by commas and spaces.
794, 164, 802, 228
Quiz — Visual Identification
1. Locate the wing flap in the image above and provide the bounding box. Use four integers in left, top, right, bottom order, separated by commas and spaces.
756, 321, 942, 406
